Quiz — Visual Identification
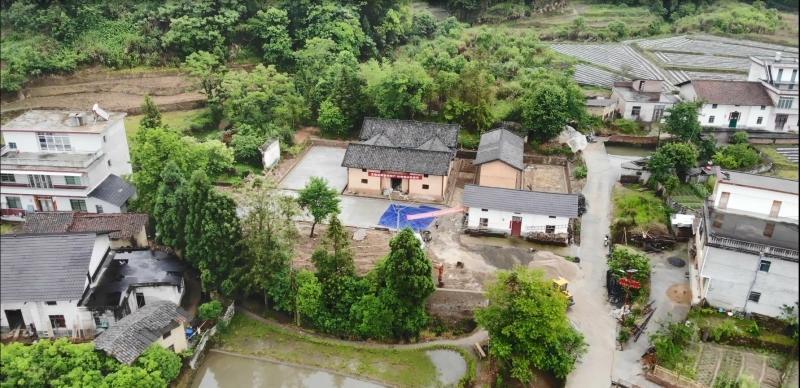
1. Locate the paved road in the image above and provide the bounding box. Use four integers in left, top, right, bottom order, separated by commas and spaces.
566, 142, 617, 388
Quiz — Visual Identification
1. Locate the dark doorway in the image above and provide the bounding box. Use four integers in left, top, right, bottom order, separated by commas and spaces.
391, 178, 402, 191
4, 310, 24, 329
775, 114, 788, 131
728, 111, 740, 128
136, 292, 146, 308
510, 216, 522, 237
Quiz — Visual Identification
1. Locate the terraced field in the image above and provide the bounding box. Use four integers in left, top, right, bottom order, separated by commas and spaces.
554, 34, 798, 90
689, 343, 785, 388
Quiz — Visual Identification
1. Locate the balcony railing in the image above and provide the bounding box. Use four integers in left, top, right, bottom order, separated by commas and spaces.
1, 208, 26, 218
707, 234, 799, 262
0, 182, 87, 190
1, 149, 104, 169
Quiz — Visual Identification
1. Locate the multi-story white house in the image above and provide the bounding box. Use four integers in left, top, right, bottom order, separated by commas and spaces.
1, 106, 135, 220
748, 54, 799, 132
611, 79, 680, 123
1, 233, 187, 339
678, 53, 799, 132
691, 171, 799, 318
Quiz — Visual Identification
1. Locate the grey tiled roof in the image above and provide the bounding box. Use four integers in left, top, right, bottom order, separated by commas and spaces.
359, 117, 459, 149
89, 174, 136, 207
474, 128, 524, 170
462, 184, 579, 218
0, 233, 98, 302
343, 118, 460, 176
720, 171, 799, 194
22, 212, 75, 234
342, 143, 453, 175
95, 301, 190, 365
22, 212, 148, 240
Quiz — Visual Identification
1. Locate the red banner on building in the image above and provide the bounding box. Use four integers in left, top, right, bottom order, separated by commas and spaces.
368, 172, 423, 180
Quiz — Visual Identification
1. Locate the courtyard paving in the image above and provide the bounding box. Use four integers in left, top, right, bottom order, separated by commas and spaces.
278, 146, 348, 191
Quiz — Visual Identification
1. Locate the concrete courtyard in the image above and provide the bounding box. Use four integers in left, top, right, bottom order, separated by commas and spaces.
278, 146, 348, 191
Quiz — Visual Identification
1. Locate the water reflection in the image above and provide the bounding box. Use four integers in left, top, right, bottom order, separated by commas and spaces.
192, 352, 384, 388
426, 350, 467, 386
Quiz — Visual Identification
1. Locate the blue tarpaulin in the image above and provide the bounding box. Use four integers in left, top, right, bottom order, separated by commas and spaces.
378, 204, 439, 231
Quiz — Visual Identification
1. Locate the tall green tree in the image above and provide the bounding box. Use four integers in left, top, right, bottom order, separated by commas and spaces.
153, 161, 187, 250
130, 127, 187, 214
663, 101, 703, 143
139, 95, 162, 131
315, 51, 368, 133
249, 8, 293, 68
647, 142, 699, 185
362, 59, 433, 119
443, 62, 496, 132
520, 84, 569, 142
183, 51, 227, 106
238, 179, 299, 311
293, 38, 339, 110
183, 170, 242, 293
297, 177, 340, 237
353, 229, 435, 340
220, 64, 308, 131
476, 268, 587, 382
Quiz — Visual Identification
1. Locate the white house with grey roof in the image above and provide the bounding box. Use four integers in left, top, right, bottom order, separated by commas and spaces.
1, 106, 135, 221
1, 233, 187, 339
463, 184, 579, 244
691, 171, 799, 318
611, 80, 680, 123
95, 301, 189, 364
342, 118, 459, 201
747, 54, 798, 132
473, 128, 524, 190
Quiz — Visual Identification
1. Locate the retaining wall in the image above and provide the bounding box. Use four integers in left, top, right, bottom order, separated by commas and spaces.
189, 302, 236, 370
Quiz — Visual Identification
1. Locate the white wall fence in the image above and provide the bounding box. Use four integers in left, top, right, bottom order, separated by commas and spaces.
188, 302, 235, 370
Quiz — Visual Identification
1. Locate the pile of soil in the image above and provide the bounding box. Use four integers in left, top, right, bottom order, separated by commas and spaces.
528, 251, 579, 281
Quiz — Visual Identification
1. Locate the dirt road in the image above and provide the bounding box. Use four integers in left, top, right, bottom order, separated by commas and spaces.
565, 142, 617, 388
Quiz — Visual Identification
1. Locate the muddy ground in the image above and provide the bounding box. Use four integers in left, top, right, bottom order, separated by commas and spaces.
293, 222, 392, 275
523, 164, 569, 193
0, 67, 204, 119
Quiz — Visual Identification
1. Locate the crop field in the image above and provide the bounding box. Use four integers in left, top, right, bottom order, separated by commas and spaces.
554, 34, 798, 90
551, 43, 668, 80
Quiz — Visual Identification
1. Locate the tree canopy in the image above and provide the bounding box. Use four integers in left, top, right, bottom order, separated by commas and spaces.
297, 177, 341, 237
475, 268, 587, 382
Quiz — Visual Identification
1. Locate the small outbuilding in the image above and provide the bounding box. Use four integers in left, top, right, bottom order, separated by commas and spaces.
22, 211, 149, 248
95, 301, 190, 364
473, 128, 524, 189
260, 138, 280, 169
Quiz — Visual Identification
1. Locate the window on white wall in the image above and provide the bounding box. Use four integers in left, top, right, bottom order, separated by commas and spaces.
712, 104, 718, 109
759, 260, 771, 272
631, 106, 641, 117
545, 225, 555, 234
422, 184, 430, 189
0, 174, 15, 183
96, 205, 104, 213
778, 97, 794, 109
28, 175, 53, 188
757, 117, 763, 124
6, 197, 22, 209
708, 116, 715, 123
479, 218, 488, 228
748, 291, 761, 303
360, 179, 368, 184
37, 133, 72, 151
64, 176, 82, 185
49, 315, 66, 328
70, 199, 87, 212
760, 105, 766, 110
7, 142, 16, 149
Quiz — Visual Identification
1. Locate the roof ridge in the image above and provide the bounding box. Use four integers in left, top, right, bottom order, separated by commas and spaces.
465, 184, 578, 197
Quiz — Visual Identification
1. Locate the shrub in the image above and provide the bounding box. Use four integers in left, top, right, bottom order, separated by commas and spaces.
713, 144, 760, 170
198, 300, 224, 321
459, 131, 480, 149
231, 133, 264, 166
610, 118, 644, 135
650, 320, 697, 369
573, 165, 588, 179
711, 319, 743, 342
730, 131, 749, 144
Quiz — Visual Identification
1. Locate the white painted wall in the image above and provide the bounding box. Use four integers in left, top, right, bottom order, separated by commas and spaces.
126, 283, 184, 315
701, 247, 799, 318
466, 207, 570, 235
697, 103, 772, 129
0, 300, 96, 336
1, 132, 39, 152
713, 182, 799, 220
262, 140, 280, 169
102, 120, 132, 176
0, 194, 122, 214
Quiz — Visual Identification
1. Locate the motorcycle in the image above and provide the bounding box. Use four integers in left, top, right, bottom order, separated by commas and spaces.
603, 235, 609, 247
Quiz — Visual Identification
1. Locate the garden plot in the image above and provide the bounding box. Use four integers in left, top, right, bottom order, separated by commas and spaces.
573, 64, 625, 88
655, 52, 751, 71
689, 342, 785, 388
634, 35, 798, 58
551, 43, 667, 82
667, 70, 746, 84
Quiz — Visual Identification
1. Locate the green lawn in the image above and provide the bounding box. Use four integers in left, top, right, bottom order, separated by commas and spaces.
215, 314, 439, 387
613, 184, 671, 235
124, 108, 211, 140
756, 145, 798, 181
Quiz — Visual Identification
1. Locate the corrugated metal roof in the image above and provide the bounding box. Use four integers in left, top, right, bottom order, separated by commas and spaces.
1, 233, 98, 302
462, 184, 579, 217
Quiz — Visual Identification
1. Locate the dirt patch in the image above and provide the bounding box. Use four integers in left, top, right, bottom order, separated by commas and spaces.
1, 67, 204, 116
293, 222, 391, 275
666, 283, 692, 304
522, 164, 568, 193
